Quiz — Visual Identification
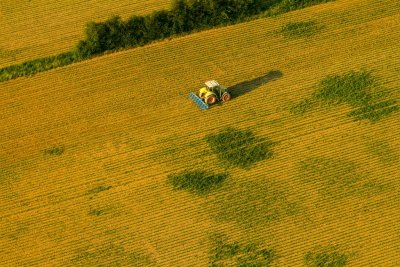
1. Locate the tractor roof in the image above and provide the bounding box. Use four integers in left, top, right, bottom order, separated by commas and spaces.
205, 80, 220, 88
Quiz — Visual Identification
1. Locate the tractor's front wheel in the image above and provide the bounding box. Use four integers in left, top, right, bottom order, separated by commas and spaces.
205, 95, 217, 105
222, 92, 231, 102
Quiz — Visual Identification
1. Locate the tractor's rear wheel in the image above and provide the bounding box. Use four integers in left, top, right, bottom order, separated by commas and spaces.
205, 95, 216, 105
222, 92, 231, 101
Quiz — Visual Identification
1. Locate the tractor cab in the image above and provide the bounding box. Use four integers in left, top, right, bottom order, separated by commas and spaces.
205, 80, 221, 91
204, 80, 227, 98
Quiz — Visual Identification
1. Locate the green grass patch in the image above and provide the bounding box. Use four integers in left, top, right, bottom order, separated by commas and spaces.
88, 205, 114, 216
209, 234, 277, 267
346, 99, 399, 123
312, 71, 375, 107
0, 48, 22, 60
289, 98, 319, 115
205, 127, 275, 169
298, 157, 388, 199
209, 180, 299, 229
88, 209, 104, 216
347, 99, 397, 117
304, 246, 348, 267
350, 104, 400, 123
86, 185, 112, 195
68, 244, 154, 267
43, 145, 65, 156
279, 20, 324, 38
265, 0, 335, 16
290, 70, 399, 122
0, 52, 77, 82
6, 222, 29, 241
167, 170, 228, 195
366, 140, 399, 164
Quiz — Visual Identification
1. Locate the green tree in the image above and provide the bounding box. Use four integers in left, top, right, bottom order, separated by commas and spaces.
125, 16, 148, 46
103, 15, 127, 50
171, 0, 192, 33
145, 10, 175, 40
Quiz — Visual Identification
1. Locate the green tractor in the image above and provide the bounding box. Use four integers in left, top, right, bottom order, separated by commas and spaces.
189, 80, 231, 110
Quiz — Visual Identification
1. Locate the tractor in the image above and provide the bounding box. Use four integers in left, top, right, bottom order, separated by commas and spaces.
188, 80, 231, 110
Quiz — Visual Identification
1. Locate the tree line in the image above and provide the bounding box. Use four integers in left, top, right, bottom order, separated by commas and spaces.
0, 0, 333, 83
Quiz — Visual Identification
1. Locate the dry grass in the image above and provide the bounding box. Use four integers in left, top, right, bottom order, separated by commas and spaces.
1, 0, 400, 265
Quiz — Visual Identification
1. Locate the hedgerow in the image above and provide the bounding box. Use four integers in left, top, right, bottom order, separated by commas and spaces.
0, 0, 334, 83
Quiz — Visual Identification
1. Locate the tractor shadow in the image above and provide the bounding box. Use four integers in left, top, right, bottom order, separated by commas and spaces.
229, 70, 283, 99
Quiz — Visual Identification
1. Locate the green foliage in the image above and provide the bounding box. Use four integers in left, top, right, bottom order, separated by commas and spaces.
304, 246, 348, 267
280, 20, 324, 38
88, 205, 114, 216
290, 98, 318, 115
209, 234, 277, 266
348, 103, 400, 123
205, 127, 274, 169
88, 209, 103, 216
69, 244, 154, 267
0, 52, 77, 82
167, 170, 228, 195
74, 16, 128, 58
86, 185, 112, 195
366, 139, 399, 164
44, 146, 65, 156
44, 146, 64, 156
312, 71, 375, 107
210, 180, 299, 228
266, 0, 335, 16
0, 0, 334, 83
299, 157, 388, 198
145, 10, 176, 40
291, 70, 399, 122
346, 99, 397, 117
125, 16, 149, 46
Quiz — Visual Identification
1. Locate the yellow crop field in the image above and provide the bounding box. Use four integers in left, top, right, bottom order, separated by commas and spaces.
0, 0, 171, 68
1, 0, 400, 266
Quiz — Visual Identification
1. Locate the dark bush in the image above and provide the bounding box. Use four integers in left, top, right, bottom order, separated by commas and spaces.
171, 0, 194, 33
125, 16, 149, 46
189, 0, 218, 27
145, 10, 176, 40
